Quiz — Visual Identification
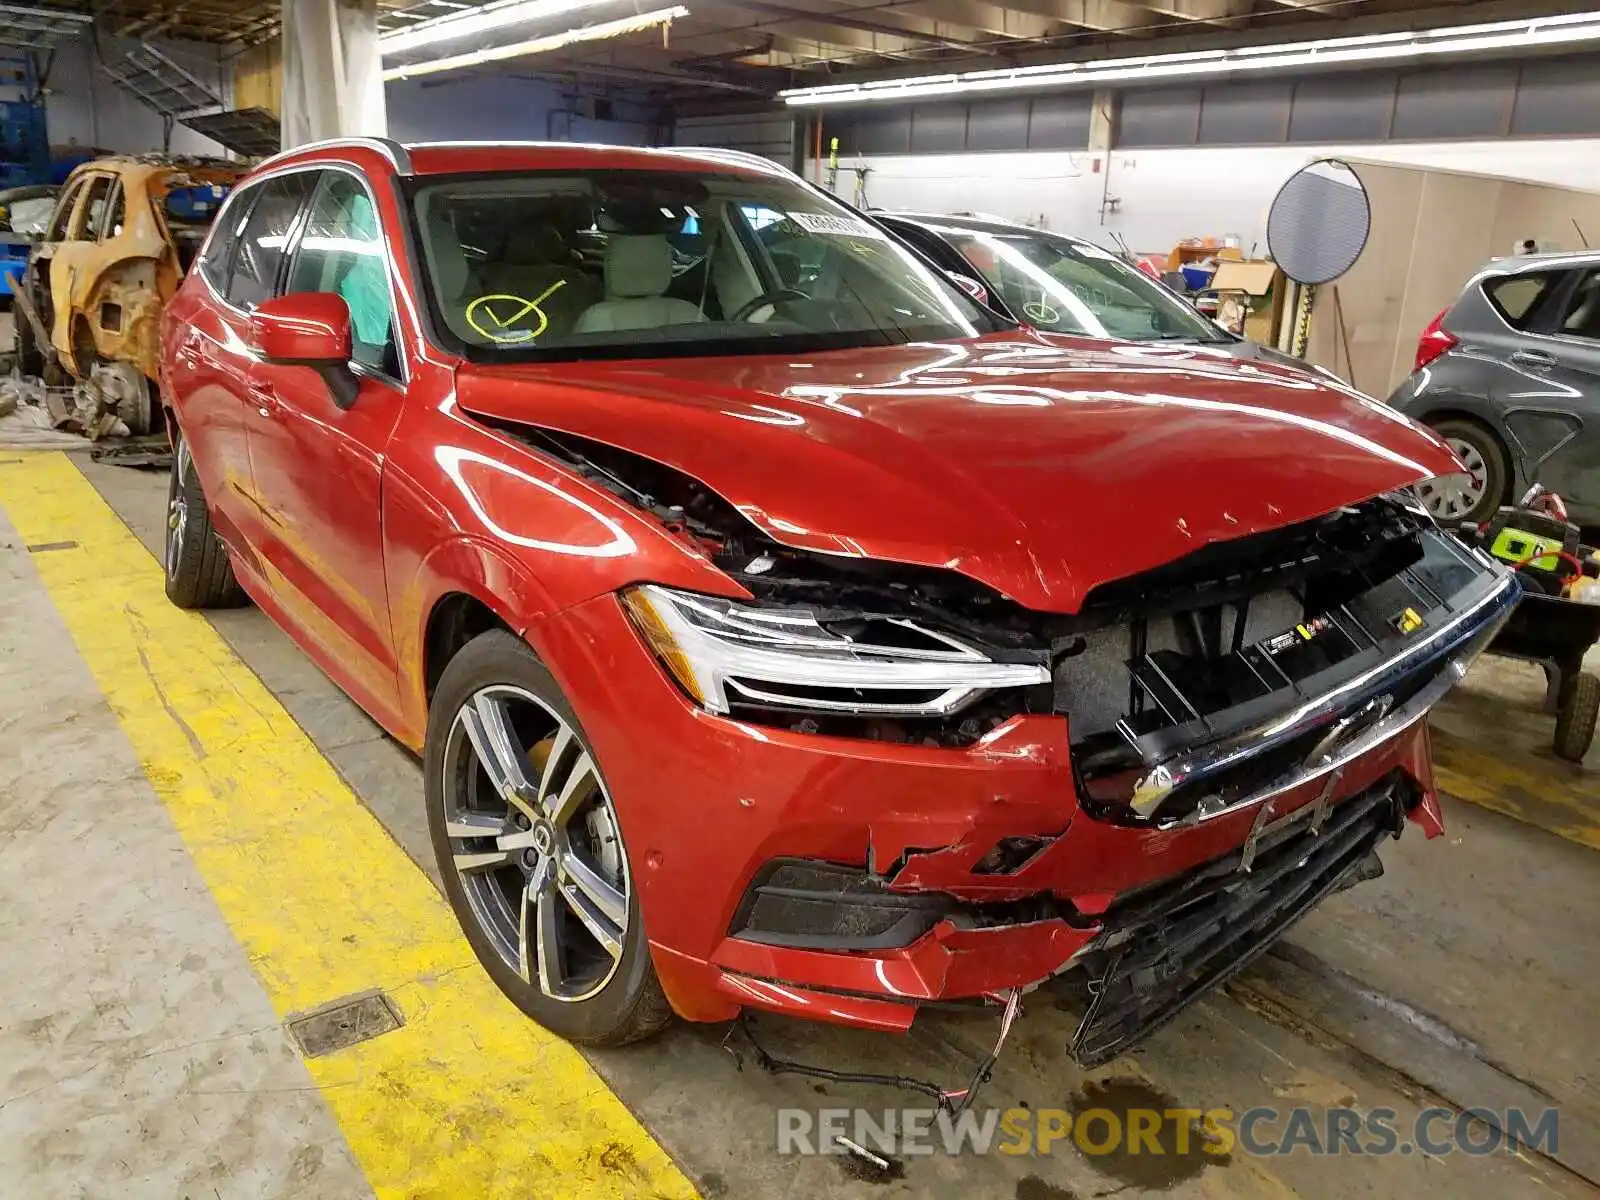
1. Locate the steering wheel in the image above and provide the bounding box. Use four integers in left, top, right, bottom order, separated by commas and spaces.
731, 287, 808, 323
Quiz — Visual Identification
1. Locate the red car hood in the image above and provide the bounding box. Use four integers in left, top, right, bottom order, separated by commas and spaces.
455, 333, 1458, 613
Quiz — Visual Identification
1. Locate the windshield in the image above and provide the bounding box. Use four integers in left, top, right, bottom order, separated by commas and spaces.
928, 224, 1230, 343
409, 169, 1006, 360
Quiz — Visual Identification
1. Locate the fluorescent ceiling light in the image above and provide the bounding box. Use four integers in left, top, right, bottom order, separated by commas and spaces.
379, 0, 629, 56
382, 5, 689, 81
780, 10, 1600, 105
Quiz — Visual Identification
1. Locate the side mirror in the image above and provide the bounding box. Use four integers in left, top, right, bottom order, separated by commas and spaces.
944, 270, 989, 306
249, 292, 359, 409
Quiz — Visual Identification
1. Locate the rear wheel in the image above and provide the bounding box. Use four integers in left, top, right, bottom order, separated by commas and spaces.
1554, 671, 1599, 763
425, 630, 670, 1046
164, 428, 247, 609
13, 298, 42, 377
1416, 419, 1506, 526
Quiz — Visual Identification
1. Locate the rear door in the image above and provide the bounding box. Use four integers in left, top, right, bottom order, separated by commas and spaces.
243, 167, 406, 721
20, 175, 85, 354
1512, 266, 1600, 518
44, 172, 114, 368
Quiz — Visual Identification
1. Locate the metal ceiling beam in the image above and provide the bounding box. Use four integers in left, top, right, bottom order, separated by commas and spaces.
889, 0, 1055, 40
674, 37, 777, 67
972, 0, 1161, 34
671, 16, 894, 60
1134, 0, 1254, 26
701, 0, 980, 49
530, 54, 770, 92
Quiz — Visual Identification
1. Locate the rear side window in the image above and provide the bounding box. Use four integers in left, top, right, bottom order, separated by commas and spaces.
1557, 270, 1600, 341
225, 172, 317, 311
1483, 272, 1561, 330
199, 187, 254, 294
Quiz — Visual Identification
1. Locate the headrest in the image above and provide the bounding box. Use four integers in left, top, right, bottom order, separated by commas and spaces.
603, 234, 673, 299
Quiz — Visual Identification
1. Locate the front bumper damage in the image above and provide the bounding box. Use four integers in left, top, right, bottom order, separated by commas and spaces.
535, 519, 1518, 1064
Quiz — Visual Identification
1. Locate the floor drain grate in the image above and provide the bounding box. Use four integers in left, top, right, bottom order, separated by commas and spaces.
286, 989, 404, 1058
27, 540, 79, 553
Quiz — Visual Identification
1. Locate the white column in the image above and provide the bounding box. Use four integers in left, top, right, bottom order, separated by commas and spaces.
280, 0, 387, 148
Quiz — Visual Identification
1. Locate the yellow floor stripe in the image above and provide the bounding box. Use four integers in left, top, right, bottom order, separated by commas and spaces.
1433, 733, 1600, 853
0, 452, 696, 1200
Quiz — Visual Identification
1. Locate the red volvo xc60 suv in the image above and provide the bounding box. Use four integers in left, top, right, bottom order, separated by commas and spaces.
159, 137, 1516, 1062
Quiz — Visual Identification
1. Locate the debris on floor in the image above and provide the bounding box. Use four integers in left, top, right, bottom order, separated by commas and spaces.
0, 372, 156, 455
90, 436, 173, 471
0, 381, 91, 449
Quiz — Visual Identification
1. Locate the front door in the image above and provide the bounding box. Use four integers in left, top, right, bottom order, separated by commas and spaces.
245, 168, 406, 724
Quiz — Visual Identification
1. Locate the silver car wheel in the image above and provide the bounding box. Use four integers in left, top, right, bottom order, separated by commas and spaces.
165, 437, 191, 578
440, 685, 629, 1003
1415, 437, 1487, 521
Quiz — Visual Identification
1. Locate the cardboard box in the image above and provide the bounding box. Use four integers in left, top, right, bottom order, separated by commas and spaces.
1208, 259, 1284, 343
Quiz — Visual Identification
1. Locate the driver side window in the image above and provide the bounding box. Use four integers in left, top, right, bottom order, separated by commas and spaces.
286, 171, 399, 378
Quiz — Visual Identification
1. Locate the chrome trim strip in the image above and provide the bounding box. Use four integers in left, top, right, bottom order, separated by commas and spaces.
255, 137, 414, 177
1165, 647, 1469, 833
1131, 563, 1520, 824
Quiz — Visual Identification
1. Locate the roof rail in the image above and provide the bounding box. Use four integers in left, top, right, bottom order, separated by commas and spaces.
254, 136, 414, 175
402, 139, 795, 178
681, 147, 796, 177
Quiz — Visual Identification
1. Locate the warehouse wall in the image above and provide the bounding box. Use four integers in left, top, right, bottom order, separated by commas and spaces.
826, 139, 1600, 256
674, 111, 795, 166
386, 74, 661, 144
41, 36, 230, 158
804, 50, 1600, 255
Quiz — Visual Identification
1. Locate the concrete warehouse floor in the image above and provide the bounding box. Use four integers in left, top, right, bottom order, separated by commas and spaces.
1, 448, 1597, 1200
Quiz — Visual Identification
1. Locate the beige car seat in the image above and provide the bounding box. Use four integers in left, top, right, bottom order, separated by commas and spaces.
574, 235, 703, 334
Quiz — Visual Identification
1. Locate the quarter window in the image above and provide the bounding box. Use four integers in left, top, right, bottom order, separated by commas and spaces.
77, 176, 114, 240
286, 171, 399, 376
225, 172, 316, 311
100, 182, 126, 241
1483, 272, 1562, 330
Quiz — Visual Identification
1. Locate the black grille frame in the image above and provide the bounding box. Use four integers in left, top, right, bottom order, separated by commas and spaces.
1068, 772, 1415, 1066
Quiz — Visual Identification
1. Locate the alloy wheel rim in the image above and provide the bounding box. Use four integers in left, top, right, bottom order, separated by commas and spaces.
1414, 437, 1487, 521
165, 439, 190, 577
441, 685, 629, 1002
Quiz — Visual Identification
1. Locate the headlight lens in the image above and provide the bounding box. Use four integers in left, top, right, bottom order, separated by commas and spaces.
621, 583, 1050, 717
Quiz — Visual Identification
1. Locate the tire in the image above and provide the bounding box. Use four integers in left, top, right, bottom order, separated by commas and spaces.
424, 629, 670, 1046
1553, 671, 1599, 763
163, 428, 248, 609
1417, 418, 1507, 526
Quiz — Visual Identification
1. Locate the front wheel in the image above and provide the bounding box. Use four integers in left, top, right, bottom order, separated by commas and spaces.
424, 630, 670, 1045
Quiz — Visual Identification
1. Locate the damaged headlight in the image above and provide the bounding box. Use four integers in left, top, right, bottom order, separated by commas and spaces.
622, 583, 1050, 717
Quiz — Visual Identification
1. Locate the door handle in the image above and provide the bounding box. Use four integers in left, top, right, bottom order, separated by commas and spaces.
246, 379, 278, 417
1510, 348, 1558, 371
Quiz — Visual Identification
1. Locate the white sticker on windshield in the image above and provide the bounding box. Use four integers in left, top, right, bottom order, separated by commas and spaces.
788, 211, 887, 238
1073, 242, 1118, 260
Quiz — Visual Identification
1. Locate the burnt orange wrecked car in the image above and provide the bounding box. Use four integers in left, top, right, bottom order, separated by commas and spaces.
12, 156, 240, 434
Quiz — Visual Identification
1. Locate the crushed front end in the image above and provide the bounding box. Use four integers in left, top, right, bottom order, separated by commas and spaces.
528, 448, 1518, 1062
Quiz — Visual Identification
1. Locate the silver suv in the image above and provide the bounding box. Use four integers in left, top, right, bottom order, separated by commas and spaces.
1388, 250, 1600, 526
